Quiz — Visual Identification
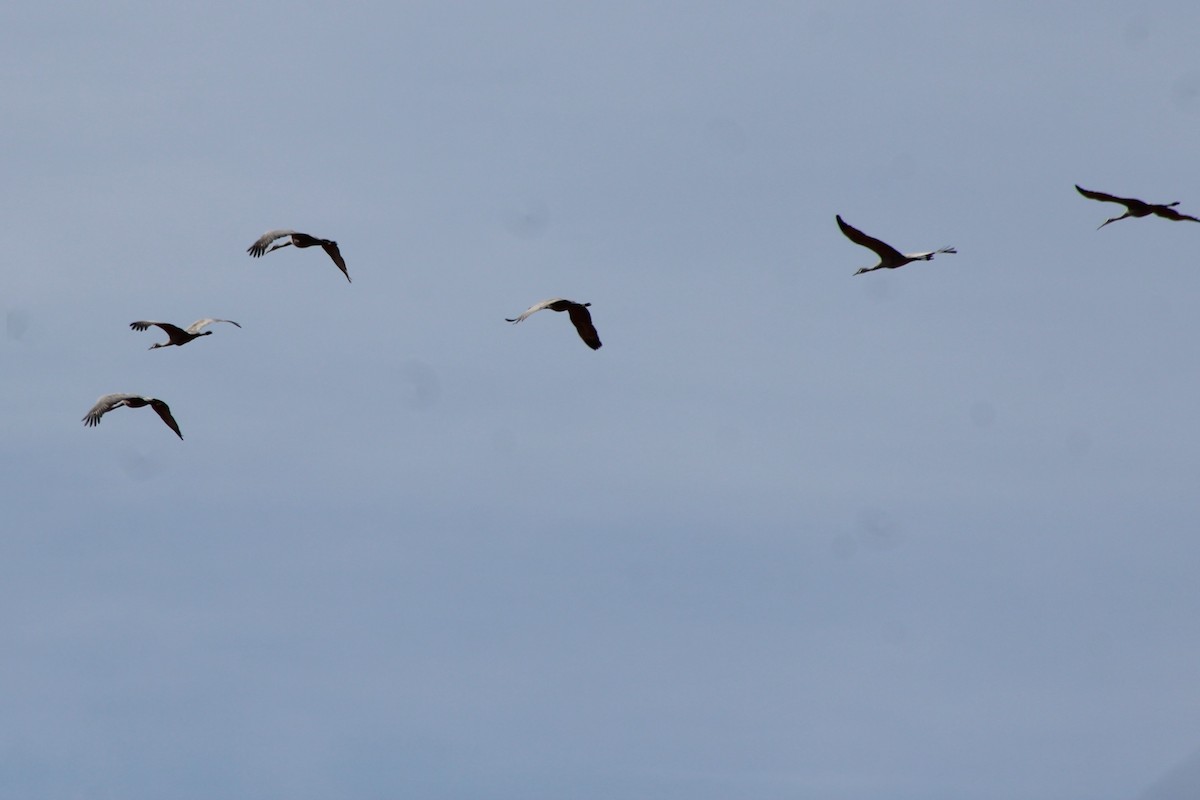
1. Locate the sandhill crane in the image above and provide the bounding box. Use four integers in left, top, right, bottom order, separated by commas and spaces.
247, 230, 351, 282
82, 394, 183, 439
506, 298, 602, 350
130, 318, 241, 349
836, 215, 956, 276
1074, 185, 1200, 228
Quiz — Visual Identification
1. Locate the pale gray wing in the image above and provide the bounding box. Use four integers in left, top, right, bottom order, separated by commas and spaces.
82, 393, 139, 427
836, 215, 905, 262
506, 298, 564, 323
185, 318, 242, 334
247, 229, 297, 257
902, 247, 957, 259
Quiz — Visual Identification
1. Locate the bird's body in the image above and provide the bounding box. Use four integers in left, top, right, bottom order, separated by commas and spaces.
1075, 185, 1200, 228
247, 229, 351, 282
506, 298, 602, 350
82, 394, 183, 439
130, 318, 241, 349
836, 215, 956, 275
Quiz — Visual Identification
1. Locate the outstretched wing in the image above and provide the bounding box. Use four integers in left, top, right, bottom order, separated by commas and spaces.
505, 298, 564, 324
82, 393, 138, 427
836, 215, 905, 262
186, 318, 242, 334
130, 321, 188, 338
1075, 185, 1138, 207
149, 399, 184, 440
1155, 207, 1200, 223
319, 241, 351, 282
567, 303, 602, 350
247, 229, 297, 257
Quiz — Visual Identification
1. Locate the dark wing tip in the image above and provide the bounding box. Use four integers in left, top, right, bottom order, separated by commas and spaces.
151, 400, 184, 439
322, 242, 351, 281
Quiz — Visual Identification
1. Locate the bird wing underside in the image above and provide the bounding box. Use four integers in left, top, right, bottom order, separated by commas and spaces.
1155, 207, 1200, 223
836, 216, 905, 262
319, 242, 351, 282
567, 304, 602, 350
1075, 185, 1141, 207
150, 400, 184, 439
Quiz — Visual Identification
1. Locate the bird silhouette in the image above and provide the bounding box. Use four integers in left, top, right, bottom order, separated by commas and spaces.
129, 318, 241, 349
837, 215, 956, 276
506, 298, 602, 350
247, 230, 351, 282
82, 394, 183, 439
1075, 185, 1200, 228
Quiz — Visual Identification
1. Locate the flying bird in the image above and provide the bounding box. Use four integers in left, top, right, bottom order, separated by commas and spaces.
1074, 185, 1200, 228
247, 229, 351, 282
506, 298, 602, 350
837, 215, 956, 276
130, 318, 241, 349
82, 394, 183, 440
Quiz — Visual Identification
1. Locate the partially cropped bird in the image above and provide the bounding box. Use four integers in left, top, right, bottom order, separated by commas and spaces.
130, 318, 241, 349
1074, 185, 1200, 228
82, 394, 183, 439
247, 230, 351, 282
506, 298, 602, 350
837, 215, 956, 276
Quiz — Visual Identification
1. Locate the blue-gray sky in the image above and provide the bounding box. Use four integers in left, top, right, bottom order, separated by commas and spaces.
3, 3, 1200, 798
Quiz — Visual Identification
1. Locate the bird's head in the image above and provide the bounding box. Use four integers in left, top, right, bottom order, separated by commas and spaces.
149, 343, 165, 349
853, 267, 870, 276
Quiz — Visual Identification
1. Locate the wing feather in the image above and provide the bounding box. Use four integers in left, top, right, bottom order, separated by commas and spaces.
82, 393, 137, 427
247, 229, 297, 257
